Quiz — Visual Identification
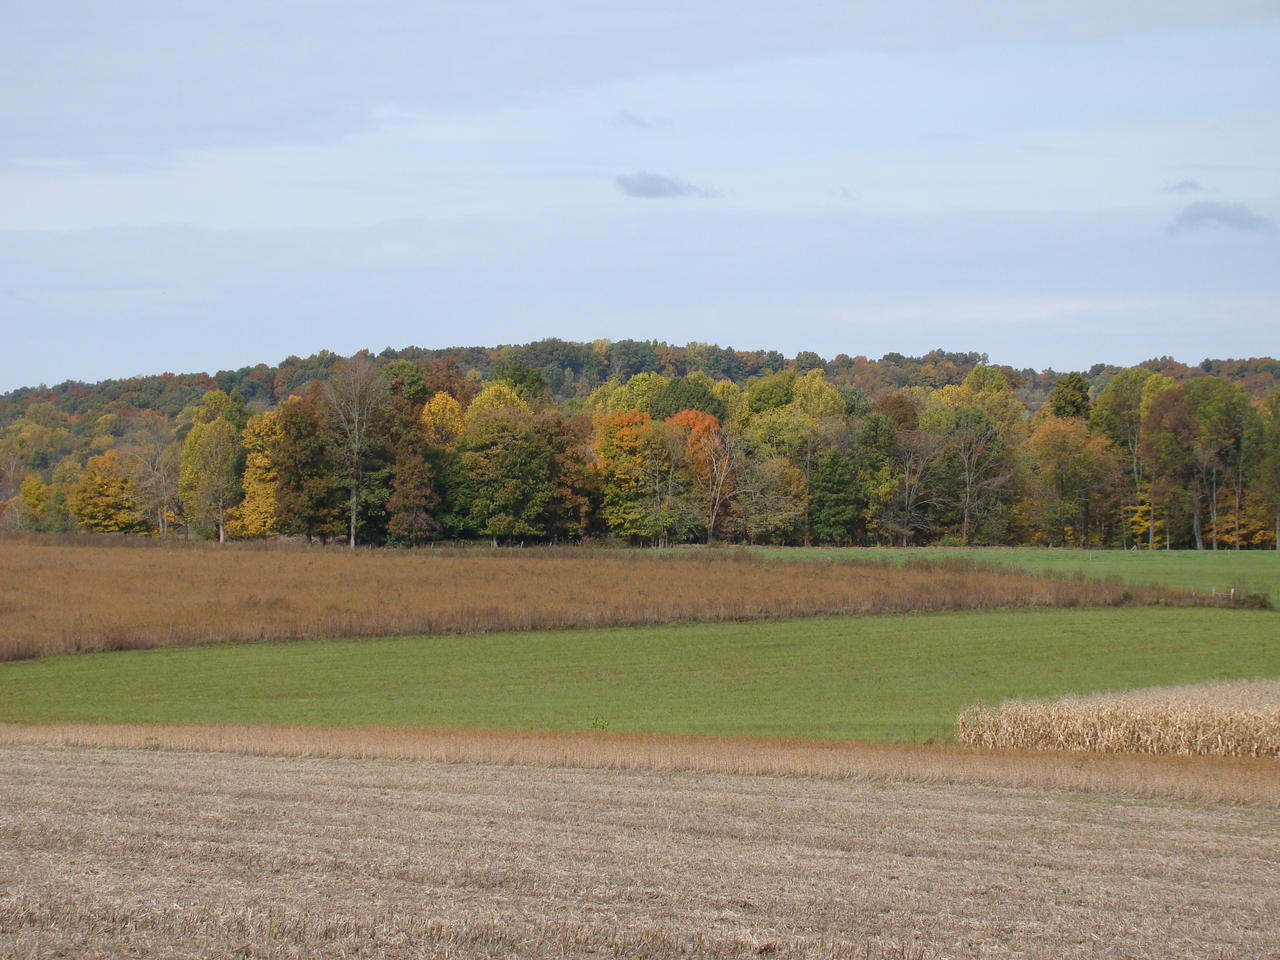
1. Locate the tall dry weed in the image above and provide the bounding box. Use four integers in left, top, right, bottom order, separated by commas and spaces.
0, 540, 1202, 662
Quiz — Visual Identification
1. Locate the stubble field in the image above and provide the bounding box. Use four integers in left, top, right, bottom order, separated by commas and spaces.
3, 745, 1279, 960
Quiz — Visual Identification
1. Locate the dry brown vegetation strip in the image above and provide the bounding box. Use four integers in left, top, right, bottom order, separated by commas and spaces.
2, 744, 1278, 960
0, 540, 1186, 661
3, 722, 1277, 807
958, 679, 1280, 758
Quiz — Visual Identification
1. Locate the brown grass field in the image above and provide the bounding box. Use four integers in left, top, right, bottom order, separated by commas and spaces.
0, 540, 1192, 661
957, 680, 1280, 758
3, 743, 1278, 960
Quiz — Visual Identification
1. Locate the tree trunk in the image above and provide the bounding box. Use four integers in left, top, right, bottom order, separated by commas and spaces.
1148, 483, 1156, 551
1210, 466, 1219, 550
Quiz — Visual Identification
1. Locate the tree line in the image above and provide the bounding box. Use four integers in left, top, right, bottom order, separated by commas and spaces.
3, 346, 1280, 549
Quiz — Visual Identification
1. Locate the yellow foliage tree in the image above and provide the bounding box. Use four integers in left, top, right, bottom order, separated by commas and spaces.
227, 411, 280, 539
420, 391, 464, 447
462, 382, 530, 428
70, 451, 146, 533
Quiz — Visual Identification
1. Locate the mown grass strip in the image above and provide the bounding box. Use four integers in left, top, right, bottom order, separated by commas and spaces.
2, 607, 1277, 743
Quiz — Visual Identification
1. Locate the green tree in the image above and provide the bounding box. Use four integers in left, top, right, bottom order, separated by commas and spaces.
649, 374, 728, 422
808, 449, 865, 545
1048, 371, 1091, 419
443, 406, 555, 543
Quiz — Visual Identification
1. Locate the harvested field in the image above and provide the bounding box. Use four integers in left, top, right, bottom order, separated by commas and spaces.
0, 540, 1194, 661
2, 745, 1278, 960
2, 721, 1278, 806
957, 679, 1280, 758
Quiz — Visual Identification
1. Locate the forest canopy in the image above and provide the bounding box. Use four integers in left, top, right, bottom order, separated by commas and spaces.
3, 340, 1280, 549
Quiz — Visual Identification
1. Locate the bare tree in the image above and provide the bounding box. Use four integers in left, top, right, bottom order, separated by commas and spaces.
323, 356, 390, 549
121, 413, 181, 537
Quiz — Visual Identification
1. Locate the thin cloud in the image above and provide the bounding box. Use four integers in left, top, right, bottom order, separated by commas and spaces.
1169, 201, 1274, 234
615, 172, 719, 199
1163, 179, 1205, 193
612, 110, 667, 131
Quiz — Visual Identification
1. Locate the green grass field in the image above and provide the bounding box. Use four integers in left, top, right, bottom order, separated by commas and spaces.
2, 607, 1276, 743
749, 546, 1280, 604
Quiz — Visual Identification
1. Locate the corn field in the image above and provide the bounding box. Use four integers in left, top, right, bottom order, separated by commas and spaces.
956, 680, 1280, 758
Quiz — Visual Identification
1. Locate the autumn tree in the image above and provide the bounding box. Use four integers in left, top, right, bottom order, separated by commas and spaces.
1141, 385, 1196, 548
227, 411, 280, 539
273, 392, 342, 541
1022, 417, 1119, 546
420, 391, 464, 448
323, 356, 391, 548
176, 391, 245, 542
385, 375, 441, 546
666, 408, 734, 543
729, 455, 807, 544
1090, 367, 1155, 546
1181, 376, 1259, 549
121, 412, 181, 537
70, 451, 146, 533
594, 410, 701, 545
1252, 388, 1280, 549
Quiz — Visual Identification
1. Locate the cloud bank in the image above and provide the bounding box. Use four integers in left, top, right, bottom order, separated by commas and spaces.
615, 172, 718, 199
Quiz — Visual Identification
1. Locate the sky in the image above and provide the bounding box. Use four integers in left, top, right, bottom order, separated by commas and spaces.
2, 1, 1278, 392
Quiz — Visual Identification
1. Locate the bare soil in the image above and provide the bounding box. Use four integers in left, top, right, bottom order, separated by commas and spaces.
2, 745, 1277, 959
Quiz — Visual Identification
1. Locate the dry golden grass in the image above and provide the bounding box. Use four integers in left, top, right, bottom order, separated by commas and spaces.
2, 721, 1277, 807
0, 539, 1187, 661
957, 679, 1280, 758
2, 744, 1278, 959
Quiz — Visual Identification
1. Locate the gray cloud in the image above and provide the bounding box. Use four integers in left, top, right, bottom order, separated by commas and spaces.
615, 172, 718, 199
1163, 179, 1205, 193
1170, 201, 1274, 234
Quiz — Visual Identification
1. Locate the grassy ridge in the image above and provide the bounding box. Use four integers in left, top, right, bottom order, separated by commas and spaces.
751, 546, 1280, 603
2, 607, 1277, 742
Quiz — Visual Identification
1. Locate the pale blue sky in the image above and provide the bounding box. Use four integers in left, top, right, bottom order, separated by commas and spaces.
2, 1, 1278, 391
